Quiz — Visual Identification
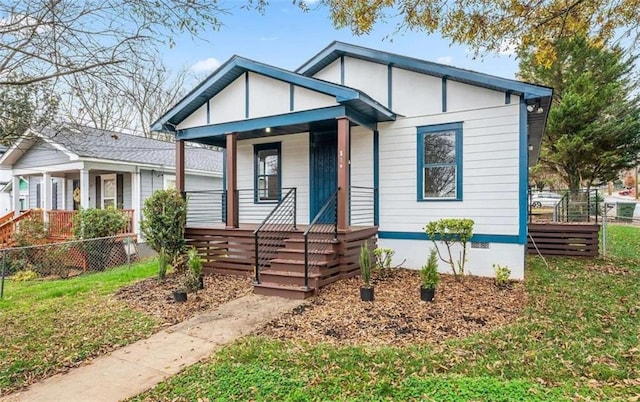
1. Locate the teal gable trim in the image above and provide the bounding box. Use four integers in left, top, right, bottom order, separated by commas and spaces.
296, 41, 554, 100
416, 122, 463, 202
441, 77, 447, 112
387, 65, 392, 109
151, 56, 397, 132
245, 73, 249, 118
378, 231, 521, 244
518, 99, 528, 245
289, 84, 294, 111
373, 130, 379, 226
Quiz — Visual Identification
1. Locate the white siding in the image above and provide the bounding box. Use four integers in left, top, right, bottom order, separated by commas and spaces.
343, 57, 387, 106
293, 86, 336, 112
392, 67, 441, 116
313, 59, 341, 83
379, 238, 525, 280
350, 127, 374, 226
447, 80, 506, 112
377, 103, 520, 236
208, 74, 246, 125
248, 72, 290, 118
176, 103, 208, 130
237, 133, 309, 225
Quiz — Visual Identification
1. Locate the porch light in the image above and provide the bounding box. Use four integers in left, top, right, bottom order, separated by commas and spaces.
265, 127, 271, 133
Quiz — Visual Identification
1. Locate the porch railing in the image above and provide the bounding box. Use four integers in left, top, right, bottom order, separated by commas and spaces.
0, 209, 39, 247
303, 189, 339, 290
253, 188, 297, 284
552, 189, 601, 224
350, 186, 376, 226
184, 190, 226, 227
47, 209, 135, 238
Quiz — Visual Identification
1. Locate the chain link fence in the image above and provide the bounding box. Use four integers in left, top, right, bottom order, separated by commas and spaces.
601, 202, 640, 258
0, 234, 139, 298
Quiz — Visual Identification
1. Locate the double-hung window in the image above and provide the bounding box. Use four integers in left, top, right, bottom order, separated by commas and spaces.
254, 142, 281, 203
417, 122, 463, 201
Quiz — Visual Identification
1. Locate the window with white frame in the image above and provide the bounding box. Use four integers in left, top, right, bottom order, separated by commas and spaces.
101, 174, 117, 208
417, 122, 463, 201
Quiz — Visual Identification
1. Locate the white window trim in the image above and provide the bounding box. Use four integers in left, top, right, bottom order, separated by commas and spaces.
101, 174, 117, 209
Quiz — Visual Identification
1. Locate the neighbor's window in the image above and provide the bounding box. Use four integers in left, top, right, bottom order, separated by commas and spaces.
417, 122, 462, 201
254, 142, 281, 203
164, 175, 176, 190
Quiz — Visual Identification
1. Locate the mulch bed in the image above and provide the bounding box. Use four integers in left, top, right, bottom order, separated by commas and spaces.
114, 273, 253, 326
258, 269, 526, 346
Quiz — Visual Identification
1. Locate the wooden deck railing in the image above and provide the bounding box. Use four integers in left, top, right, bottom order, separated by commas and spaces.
0, 209, 40, 247
47, 209, 135, 238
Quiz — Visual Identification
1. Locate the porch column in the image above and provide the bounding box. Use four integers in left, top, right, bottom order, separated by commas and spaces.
175, 139, 185, 195
12, 176, 20, 216
42, 172, 51, 223
80, 169, 90, 209
337, 117, 350, 231
226, 133, 239, 228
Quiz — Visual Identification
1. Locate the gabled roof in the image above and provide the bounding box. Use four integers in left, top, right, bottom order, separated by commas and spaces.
0, 126, 223, 173
151, 56, 396, 132
296, 41, 553, 100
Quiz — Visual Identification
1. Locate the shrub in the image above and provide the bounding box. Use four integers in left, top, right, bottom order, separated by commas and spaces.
12, 269, 38, 282
493, 264, 511, 288
425, 218, 474, 280
420, 249, 440, 289
359, 241, 372, 288
72, 207, 129, 239
141, 189, 187, 278
182, 247, 203, 293
13, 214, 47, 247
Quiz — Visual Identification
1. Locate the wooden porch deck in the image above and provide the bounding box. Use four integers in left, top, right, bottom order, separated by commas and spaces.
186, 224, 378, 299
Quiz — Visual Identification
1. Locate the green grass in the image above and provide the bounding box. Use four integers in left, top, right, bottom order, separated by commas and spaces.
0, 260, 160, 393
135, 225, 640, 401
604, 223, 640, 262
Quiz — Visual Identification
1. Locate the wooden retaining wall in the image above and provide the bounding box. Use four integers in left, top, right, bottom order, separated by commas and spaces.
527, 223, 599, 257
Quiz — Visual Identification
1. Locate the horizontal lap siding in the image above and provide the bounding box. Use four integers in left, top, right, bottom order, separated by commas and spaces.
15, 140, 70, 169
378, 104, 520, 236
237, 133, 309, 225
350, 127, 374, 225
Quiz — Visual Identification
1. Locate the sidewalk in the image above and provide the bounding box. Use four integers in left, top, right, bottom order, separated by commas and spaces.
4, 294, 303, 402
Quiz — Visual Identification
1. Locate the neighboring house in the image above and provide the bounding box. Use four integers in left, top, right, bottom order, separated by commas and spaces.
0, 126, 223, 235
152, 41, 552, 296
0, 146, 15, 213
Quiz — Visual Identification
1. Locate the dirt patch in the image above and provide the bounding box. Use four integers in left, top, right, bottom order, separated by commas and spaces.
114, 273, 253, 326
583, 263, 632, 276
258, 269, 526, 346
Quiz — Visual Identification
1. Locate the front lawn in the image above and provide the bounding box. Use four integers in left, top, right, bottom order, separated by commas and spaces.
0, 260, 160, 394
135, 225, 640, 401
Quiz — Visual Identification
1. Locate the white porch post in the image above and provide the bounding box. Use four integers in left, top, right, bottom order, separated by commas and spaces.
12, 176, 20, 216
132, 168, 141, 239
42, 172, 51, 223
61, 177, 67, 211
80, 169, 90, 209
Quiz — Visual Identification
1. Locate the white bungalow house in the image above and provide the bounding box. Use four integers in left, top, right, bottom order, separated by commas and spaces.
152, 42, 552, 298
0, 126, 223, 238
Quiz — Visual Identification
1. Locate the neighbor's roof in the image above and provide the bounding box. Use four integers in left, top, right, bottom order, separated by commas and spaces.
3, 126, 222, 173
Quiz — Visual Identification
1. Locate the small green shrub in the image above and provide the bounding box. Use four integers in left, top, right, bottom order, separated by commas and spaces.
72, 207, 129, 239
187, 247, 202, 278
493, 264, 511, 288
12, 269, 38, 282
359, 241, 372, 288
141, 189, 187, 278
420, 249, 440, 289
13, 214, 47, 246
425, 218, 474, 280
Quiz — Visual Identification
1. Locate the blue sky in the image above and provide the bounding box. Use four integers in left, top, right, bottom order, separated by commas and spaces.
162, 1, 520, 81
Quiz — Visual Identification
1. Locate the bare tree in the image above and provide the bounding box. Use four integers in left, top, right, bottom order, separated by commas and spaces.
0, 0, 231, 86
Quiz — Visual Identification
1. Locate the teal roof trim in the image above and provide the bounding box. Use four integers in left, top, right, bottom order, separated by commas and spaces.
151, 56, 395, 132
297, 41, 553, 100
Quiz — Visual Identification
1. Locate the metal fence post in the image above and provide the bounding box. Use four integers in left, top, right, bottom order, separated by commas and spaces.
602, 202, 608, 258
0, 249, 6, 299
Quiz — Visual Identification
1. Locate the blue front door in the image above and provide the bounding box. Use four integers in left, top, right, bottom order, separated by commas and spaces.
309, 130, 337, 222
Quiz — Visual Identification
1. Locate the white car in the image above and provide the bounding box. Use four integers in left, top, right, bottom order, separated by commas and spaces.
530, 192, 563, 208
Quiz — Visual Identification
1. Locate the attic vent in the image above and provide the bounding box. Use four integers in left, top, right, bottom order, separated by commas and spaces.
471, 242, 490, 249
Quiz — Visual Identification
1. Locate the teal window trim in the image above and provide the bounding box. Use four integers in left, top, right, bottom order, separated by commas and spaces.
253, 142, 282, 204
416, 122, 463, 201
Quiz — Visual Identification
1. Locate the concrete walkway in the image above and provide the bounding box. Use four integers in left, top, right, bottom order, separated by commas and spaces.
5, 294, 303, 402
